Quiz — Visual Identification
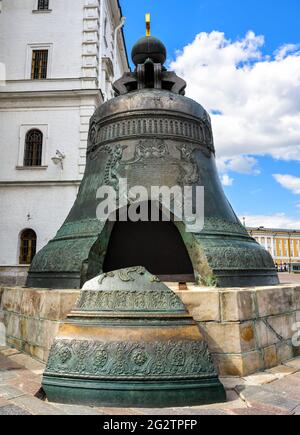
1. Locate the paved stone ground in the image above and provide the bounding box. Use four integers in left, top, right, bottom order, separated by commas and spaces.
1, 346, 300, 415
279, 272, 300, 284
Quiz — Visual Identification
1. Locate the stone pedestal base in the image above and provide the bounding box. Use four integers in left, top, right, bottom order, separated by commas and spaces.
0, 266, 29, 287
0, 287, 79, 362
1, 284, 299, 377
172, 283, 300, 376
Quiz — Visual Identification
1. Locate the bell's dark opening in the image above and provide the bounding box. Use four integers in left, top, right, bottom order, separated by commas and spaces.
103, 205, 195, 282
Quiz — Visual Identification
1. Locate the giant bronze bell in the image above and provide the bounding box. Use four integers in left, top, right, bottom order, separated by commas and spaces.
27, 32, 279, 289
42, 267, 226, 407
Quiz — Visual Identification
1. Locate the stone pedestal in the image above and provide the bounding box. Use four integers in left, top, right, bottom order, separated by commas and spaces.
0, 287, 79, 362
173, 283, 300, 376
0, 266, 29, 287
1, 284, 299, 377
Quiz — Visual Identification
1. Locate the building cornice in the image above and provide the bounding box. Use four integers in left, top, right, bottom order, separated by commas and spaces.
247, 227, 300, 234
0, 88, 102, 100
0, 181, 81, 187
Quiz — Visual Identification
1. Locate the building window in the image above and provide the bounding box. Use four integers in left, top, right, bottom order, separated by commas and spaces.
19, 229, 37, 265
24, 129, 43, 166
31, 50, 48, 79
38, 0, 49, 10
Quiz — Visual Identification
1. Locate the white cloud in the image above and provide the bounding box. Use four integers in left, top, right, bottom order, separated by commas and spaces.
241, 213, 300, 229
220, 174, 234, 186
273, 174, 300, 194
171, 31, 300, 163
217, 155, 260, 175
275, 44, 300, 61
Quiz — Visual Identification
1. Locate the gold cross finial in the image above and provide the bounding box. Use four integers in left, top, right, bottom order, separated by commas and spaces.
146, 13, 151, 36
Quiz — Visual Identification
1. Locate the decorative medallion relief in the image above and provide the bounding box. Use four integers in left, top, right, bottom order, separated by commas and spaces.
55, 219, 102, 240
76, 289, 184, 312
30, 238, 91, 272
205, 246, 275, 270
126, 139, 169, 162
45, 339, 217, 379
102, 144, 127, 190
177, 144, 199, 185
93, 140, 200, 190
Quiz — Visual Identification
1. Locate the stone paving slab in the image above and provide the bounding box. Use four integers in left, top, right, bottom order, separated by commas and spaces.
174, 409, 230, 415
220, 377, 246, 390
0, 397, 10, 407
284, 357, 300, 371
0, 354, 23, 371
8, 353, 45, 372
8, 377, 41, 396
279, 273, 300, 284
0, 349, 21, 357
12, 395, 68, 415
243, 373, 279, 386
99, 407, 150, 415
225, 390, 244, 404
51, 403, 106, 415
0, 404, 31, 415
229, 406, 291, 415
267, 365, 298, 378
236, 385, 299, 413
258, 373, 300, 401
0, 385, 27, 400
1, 347, 300, 415
0, 371, 18, 383
293, 406, 300, 415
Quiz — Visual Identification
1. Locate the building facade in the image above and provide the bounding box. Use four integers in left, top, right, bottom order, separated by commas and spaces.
0, 0, 129, 285
248, 227, 300, 271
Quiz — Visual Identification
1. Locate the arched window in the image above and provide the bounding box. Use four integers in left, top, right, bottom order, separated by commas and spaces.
19, 229, 37, 265
24, 129, 43, 166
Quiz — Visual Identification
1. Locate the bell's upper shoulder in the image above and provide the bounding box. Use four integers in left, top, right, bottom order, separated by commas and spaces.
94, 89, 210, 124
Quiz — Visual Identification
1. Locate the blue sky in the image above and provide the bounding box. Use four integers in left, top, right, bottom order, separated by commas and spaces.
120, 0, 300, 229
121, 0, 300, 59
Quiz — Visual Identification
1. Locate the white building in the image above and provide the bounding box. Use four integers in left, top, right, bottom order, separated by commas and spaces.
0, 0, 129, 285
248, 227, 300, 271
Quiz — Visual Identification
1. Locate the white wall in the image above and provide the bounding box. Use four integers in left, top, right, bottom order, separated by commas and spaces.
0, 103, 81, 181
0, 0, 85, 81
99, 0, 128, 99
0, 184, 78, 265
0, 0, 129, 276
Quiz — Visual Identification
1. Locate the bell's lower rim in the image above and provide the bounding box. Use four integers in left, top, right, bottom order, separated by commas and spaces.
42, 375, 226, 408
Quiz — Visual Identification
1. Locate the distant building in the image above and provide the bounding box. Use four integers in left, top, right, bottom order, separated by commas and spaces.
0, 0, 129, 285
248, 227, 300, 271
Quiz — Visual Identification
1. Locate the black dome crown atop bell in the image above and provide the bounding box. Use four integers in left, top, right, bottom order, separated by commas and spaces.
27, 27, 279, 289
